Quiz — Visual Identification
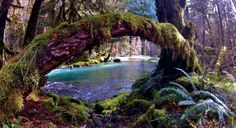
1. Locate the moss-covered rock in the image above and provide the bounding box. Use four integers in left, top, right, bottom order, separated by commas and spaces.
42, 93, 93, 126
95, 93, 129, 114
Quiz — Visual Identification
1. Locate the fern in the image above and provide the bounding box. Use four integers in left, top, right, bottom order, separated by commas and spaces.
175, 68, 197, 91
155, 94, 182, 106
152, 114, 181, 128
158, 87, 192, 101
191, 91, 235, 117
178, 100, 196, 106
181, 99, 230, 122
169, 82, 191, 96
191, 72, 205, 87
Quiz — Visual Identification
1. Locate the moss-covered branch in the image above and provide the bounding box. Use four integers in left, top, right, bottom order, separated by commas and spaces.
36, 13, 201, 74
0, 13, 201, 121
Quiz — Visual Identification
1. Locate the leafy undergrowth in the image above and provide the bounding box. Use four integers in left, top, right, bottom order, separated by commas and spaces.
4, 70, 236, 128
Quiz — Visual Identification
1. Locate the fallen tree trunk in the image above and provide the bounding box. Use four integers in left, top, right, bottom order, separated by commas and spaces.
0, 13, 201, 121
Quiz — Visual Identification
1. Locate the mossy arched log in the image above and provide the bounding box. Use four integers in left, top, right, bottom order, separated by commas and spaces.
0, 13, 201, 121
36, 13, 201, 74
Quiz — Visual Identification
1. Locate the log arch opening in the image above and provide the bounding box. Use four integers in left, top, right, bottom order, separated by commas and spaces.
36, 13, 201, 75
0, 13, 201, 120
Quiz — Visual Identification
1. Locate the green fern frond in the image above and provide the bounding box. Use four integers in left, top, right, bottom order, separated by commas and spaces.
191, 72, 205, 86
155, 94, 181, 106
191, 91, 235, 117
169, 82, 191, 96
175, 68, 197, 91
181, 99, 229, 122
152, 114, 180, 128
158, 87, 192, 101
178, 100, 196, 106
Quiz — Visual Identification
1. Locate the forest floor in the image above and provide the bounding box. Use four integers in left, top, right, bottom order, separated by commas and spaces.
12, 72, 236, 128
19, 94, 71, 128
15, 89, 236, 128
18, 93, 129, 128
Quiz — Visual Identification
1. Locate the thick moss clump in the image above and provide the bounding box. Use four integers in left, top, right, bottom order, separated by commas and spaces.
43, 94, 93, 126
131, 105, 167, 127
95, 93, 129, 114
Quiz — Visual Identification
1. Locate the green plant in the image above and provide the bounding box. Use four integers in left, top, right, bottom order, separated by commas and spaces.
169, 82, 191, 96
181, 99, 230, 122
156, 74, 235, 126
2, 123, 20, 128
158, 87, 192, 101
175, 68, 197, 91
191, 90, 234, 116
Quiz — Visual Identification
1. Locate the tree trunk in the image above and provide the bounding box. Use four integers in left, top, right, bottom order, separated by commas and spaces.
0, 0, 12, 68
155, 0, 197, 74
0, 0, 12, 17
23, 0, 43, 47
156, 0, 186, 31
215, 1, 225, 46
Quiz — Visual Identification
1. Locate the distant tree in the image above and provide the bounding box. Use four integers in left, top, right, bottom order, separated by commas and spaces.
0, 0, 13, 68
188, 0, 236, 74
23, 0, 44, 47
127, 0, 157, 20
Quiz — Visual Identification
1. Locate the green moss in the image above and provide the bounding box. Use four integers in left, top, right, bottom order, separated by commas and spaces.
43, 97, 56, 110
155, 94, 180, 106
60, 96, 81, 104
207, 73, 235, 92
132, 114, 151, 128
131, 104, 167, 128
96, 93, 129, 113
153, 109, 167, 117
152, 89, 160, 101
175, 76, 201, 88
132, 72, 151, 90
46, 92, 60, 102
42, 94, 92, 126
123, 99, 151, 115
0, 22, 77, 120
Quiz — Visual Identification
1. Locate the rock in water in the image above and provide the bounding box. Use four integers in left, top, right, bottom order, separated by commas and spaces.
113, 59, 121, 62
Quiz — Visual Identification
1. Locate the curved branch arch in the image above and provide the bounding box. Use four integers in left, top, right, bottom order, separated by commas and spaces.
0, 13, 201, 120
36, 13, 200, 74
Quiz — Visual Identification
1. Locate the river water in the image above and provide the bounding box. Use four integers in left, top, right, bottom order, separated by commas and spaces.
42, 61, 157, 102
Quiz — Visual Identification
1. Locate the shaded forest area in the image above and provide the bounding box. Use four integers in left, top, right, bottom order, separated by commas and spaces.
0, 0, 235, 127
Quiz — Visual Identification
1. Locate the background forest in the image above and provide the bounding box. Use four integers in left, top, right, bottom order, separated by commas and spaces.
0, 0, 236, 76
1, 0, 236, 76
0, 0, 236, 127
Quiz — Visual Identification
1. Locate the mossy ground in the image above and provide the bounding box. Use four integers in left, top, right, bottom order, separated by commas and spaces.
3, 71, 235, 127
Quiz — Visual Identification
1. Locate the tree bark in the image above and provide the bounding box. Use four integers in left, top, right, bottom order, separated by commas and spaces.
0, 0, 12, 68
156, 0, 186, 31
0, 0, 12, 17
23, 0, 44, 47
215, 1, 225, 46
155, 0, 197, 74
